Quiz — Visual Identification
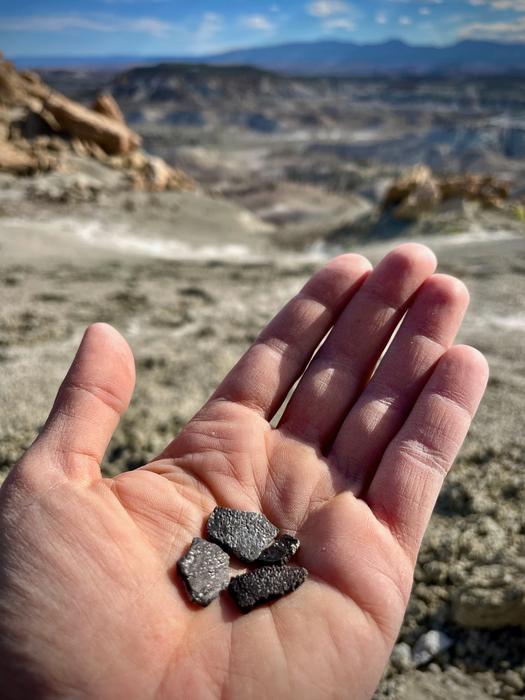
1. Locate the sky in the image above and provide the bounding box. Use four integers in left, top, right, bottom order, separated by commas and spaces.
1, 0, 525, 58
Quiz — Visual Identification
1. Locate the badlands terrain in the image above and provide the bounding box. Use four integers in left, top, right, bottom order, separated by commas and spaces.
0, 57, 524, 698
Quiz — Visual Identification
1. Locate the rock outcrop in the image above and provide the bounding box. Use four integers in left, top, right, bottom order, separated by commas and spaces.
440, 174, 509, 209
0, 59, 46, 108
385, 165, 441, 220
0, 57, 195, 193
0, 141, 38, 175
384, 165, 510, 220
0, 58, 139, 155
43, 92, 140, 156
92, 93, 125, 123
132, 154, 194, 192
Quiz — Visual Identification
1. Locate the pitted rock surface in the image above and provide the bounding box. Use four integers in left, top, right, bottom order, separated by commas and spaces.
228, 565, 308, 612
178, 537, 230, 606
256, 534, 300, 566
207, 506, 279, 562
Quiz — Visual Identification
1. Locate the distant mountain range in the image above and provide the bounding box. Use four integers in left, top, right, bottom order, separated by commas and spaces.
203, 40, 525, 75
11, 39, 525, 75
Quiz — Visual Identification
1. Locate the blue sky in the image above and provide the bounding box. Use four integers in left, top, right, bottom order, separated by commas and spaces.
1, 0, 525, 57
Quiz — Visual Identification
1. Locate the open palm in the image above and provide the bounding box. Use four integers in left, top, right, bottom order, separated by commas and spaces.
0, 244, 488, 700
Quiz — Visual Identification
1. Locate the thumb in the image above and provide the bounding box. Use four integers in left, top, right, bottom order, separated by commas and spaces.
25, 323, 135, 486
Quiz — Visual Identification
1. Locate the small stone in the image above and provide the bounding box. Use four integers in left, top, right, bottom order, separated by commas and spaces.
503, 670, 524, 692
207, 506, 278, 562
413, 630, 453, 667
177, 537, 230, 606
390, 642, 413, 672
256, 534, 300, 566
229, 565, 308, 612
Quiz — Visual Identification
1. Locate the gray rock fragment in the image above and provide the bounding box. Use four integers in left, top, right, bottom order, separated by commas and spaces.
390, 642, 413, 672
207, 506, 278, 562
412, 630, 453, 667
228, 565, 308, 612
502, 669, 524, 693
256, 534, 300, 566
177, 537, 230, 606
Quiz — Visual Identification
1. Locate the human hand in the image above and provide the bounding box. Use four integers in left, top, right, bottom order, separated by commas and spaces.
0, 244, 488, 699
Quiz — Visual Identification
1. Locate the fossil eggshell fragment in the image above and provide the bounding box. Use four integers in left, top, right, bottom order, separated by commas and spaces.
207, 506, 279, 562
178, 537, 230, 606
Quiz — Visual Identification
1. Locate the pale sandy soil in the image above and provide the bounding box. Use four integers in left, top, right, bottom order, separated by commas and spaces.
0, 194, 524, 698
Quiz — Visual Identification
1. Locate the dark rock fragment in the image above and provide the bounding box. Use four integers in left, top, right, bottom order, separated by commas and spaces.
207, 506, 278, 562
228, 565, 308, 612
256, 534, 300, 566
177, 537, 230, 607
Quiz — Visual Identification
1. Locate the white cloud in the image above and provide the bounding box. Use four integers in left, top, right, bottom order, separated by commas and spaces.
307, 1, 351, 17
419, 7, 431, 15
186, 12, 225, 53
0, 14, 172, 37
491, 0, 525, 8
375, 12, 388, 24
323, 17, 355, 30
459, 16, 525, 41
307, 0, 358, 33
468, 0, 525, 6
242, 14, 275, 31
196, 12, 223, 40
399, 16, 413, 25
129, 18, 171, 38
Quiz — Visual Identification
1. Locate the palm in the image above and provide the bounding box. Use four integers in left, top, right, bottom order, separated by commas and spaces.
0, 245, 488, 700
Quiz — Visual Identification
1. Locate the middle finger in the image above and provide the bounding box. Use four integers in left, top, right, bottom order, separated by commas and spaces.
278, 243, 437, 450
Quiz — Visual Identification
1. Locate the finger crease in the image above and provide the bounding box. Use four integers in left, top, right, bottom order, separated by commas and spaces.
62, 381, 124, 417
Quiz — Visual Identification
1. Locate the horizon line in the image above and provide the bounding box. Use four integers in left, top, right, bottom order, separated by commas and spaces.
5, 35, 525, 60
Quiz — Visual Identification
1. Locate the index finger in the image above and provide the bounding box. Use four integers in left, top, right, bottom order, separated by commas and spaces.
208, 254, 372, 420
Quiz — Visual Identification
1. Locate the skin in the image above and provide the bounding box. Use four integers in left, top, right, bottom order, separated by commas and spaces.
0, 244, 488, 700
